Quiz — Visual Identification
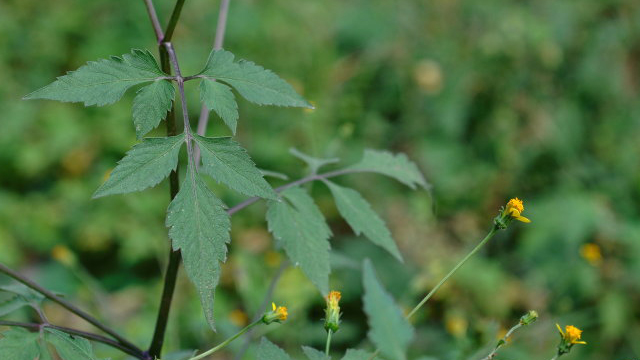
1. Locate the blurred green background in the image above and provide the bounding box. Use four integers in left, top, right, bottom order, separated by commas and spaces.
1, 0, 639, 359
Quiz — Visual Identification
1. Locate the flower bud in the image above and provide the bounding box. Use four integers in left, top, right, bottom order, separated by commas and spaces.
556, 324, 586, 355
324, 291, 341, 333
519, 310, 538, 326
494, 197, 531, 229
262, 302, 288, 325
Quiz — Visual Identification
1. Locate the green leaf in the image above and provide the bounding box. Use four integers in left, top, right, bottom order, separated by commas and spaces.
341, 349, 374, 360
0, 284, 45, 303
290, 148, 339, 174
326, 181, 402, 261
166, 166, 231, 330
266, 187, 331, 294
199, 80, 239, 134
45, 328, 101, 360
0, 328, 41, 360
347, 150, 428, 190
199, 49, 313, 108
24, 49, 166, 106
132, 79, 175, 139
0, 295, 31, 317
257, 338, 292, 360
302, 346, 329, 360
362, 259, 413, 360
93, 134, 184, 198
194, 135, 276, 199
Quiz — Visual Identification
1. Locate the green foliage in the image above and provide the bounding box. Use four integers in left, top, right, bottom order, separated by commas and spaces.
341, 349, 373, 360
199, 50, 313, 109
267, 187, 332, 295
302, 346, 328, 360
166, 165, 231, 330
199, 80, 239, 134
326, 181, 402, 261
362, 260, 413, 360
0, 328, 41, 360
0, 328, 102, 360
93, 134, 185, 198
24, 49, 166, 107
132, 80, 175, 139
194, 135, 276, 199
289, 148, 339, 174
0, 284, 45, 316
257, 338, 292, 360
347, 150, 428, 190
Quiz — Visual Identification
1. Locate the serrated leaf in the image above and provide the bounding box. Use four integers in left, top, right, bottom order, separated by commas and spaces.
341, 349, 373, 360
347, 150, 428, 190
166, 166, 231, 330
302, 346, 329, 360
326, 181, 402, 261
362, 259, 413, 360
24, 49, 166, 106
290, 148, 339, 174
132, 80, 175, 139
93, 134, 184, 198
266, 187, 331, 294
45, 328, 101, 360
199, 49, 312, 108
257, 338, 292, 360
199, 80, 239, 134
194, 135, 276, 199
0, 328, 41, 360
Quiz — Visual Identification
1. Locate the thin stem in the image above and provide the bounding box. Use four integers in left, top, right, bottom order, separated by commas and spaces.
0, 262, 142, 355
186, 319, 262, 360
0, 320, 145, 359
549, 355, 559, 360
325, 330, 333, 357
143, 0, 164, 42
148, 249, 181, 358
194, 0, 231, 168
163, 0, 187, 43
227, 168, 361, 216
480, 323, 522, 360
406, 226, 498, 319
233, 261, 289, 360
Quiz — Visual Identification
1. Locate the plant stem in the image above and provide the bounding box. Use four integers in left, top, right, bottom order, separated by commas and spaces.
0, 262, 142, 355
194, 0, 231, 167
142, 0, 164, 42
163, 0, 187, 42
186, 319, 262, 360
480, 323, 522, 360
0, 320, 145, 359
325, 330, 333, 357
233, 261, 289, 360
406, 226, 498, 319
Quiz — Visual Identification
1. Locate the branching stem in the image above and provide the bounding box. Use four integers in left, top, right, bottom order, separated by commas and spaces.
185, 319, 263, 360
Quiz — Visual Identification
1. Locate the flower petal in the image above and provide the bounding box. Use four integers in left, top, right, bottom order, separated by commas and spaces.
516, 215, 531, 223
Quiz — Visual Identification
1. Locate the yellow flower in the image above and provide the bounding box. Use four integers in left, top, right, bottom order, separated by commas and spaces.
505, 198, 531, 223
580, 243, 602, 266
557, 324, 587, 345
324, 290, 342, 333
262, 302, 288, 324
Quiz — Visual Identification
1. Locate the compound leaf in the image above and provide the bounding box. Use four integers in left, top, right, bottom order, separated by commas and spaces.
362, 259, 413, 360
166, 166, 231, 330
199, 49, 312, 108
132, 79, 175, 139
326, 181, 402, 261
347, 150, 428, 190
267, 187, 331, 294
93, 134, 184, 198
194, 135, 276, 199
25, 49, 166, 106
0, 295, 31, 317
257, 338, 292, 360
199, 80, 239, 134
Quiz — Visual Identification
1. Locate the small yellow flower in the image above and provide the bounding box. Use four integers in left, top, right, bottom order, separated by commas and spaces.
556, 324, 586, 345
505, 198, 531, 223
324, 290, 342, 333
580, 243, 602, 266
262, 302, 288, 324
